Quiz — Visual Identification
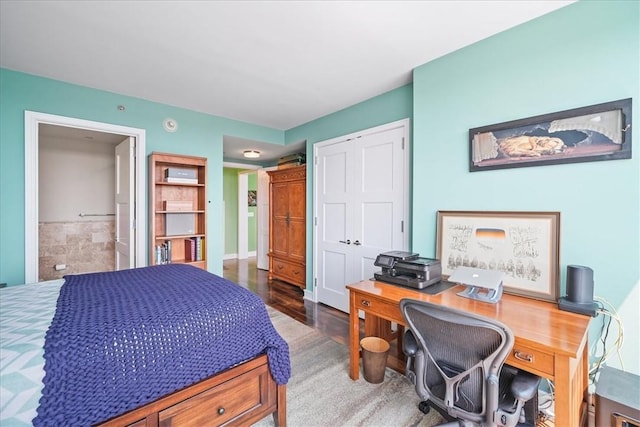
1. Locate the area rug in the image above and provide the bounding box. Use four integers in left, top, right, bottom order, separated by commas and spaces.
254, 307, 445, 427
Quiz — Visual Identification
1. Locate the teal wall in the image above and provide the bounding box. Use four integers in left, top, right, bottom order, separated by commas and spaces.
0, 69, 283, 283
285, 84, 413, 146
411, 1, 638, 372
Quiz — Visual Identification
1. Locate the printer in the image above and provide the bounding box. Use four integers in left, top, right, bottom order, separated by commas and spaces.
373, 251, 442, 289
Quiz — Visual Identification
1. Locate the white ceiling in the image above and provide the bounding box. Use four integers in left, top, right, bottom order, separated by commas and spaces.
1, 0, 573, 162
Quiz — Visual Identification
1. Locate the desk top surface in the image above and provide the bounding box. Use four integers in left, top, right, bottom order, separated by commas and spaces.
348, 279, 591, 358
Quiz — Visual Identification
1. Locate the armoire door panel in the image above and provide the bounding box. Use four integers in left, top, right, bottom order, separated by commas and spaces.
272, 184, 289, 217
288, 222, 306, 261
271, 218, 289, 256
288, 182, 306, 219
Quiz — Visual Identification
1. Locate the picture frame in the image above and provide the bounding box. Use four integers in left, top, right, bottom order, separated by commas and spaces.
248, 190, 257, 207
469, 98, 632, 172
436, 210, 560, 302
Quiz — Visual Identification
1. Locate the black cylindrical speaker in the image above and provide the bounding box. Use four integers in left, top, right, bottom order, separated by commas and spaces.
566, 265, 594, 303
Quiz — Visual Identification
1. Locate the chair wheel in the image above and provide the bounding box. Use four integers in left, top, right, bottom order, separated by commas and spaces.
418, 401, 431, 414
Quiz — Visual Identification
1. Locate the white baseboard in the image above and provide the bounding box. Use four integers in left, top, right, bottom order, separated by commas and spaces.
224, 252, 257, 260
303, 289, 315, 302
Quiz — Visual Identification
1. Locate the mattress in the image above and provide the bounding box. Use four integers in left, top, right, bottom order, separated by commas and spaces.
1, 279, 64, 426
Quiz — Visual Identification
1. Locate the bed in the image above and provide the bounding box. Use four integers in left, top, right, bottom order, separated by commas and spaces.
0, 264, 290, 426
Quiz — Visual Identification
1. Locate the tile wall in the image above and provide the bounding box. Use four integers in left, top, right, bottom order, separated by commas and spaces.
38, 220, 115, 281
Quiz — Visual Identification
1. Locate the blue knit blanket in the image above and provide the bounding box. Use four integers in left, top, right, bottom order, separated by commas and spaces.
33, 264, 290, 426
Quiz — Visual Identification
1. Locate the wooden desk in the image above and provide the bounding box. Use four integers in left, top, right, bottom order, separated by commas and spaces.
348, 280, 591, 427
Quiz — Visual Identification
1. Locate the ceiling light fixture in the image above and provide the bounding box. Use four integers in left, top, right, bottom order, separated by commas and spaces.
243, 150, 260, 159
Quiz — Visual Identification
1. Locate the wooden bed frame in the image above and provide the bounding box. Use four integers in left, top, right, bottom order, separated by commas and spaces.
97, 354, 286, 427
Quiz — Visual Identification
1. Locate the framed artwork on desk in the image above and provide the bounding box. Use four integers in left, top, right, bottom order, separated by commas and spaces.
436, 210, 560, 302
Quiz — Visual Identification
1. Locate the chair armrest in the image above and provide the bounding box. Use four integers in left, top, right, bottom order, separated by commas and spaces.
510, 370, 541, 401
403, 329, 419, 357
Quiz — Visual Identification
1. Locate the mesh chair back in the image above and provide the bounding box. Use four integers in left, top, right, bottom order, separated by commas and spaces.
401, 299, 514, 423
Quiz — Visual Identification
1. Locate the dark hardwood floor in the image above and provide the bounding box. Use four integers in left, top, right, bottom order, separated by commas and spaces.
223, 257, 404, 369
222, 257, 351, 346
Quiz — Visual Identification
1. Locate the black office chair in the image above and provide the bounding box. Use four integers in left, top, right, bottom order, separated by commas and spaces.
400, 299, 540, 427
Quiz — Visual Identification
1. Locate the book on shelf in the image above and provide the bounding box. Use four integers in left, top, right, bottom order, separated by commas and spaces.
195, 237, 202, 261
184, 238, 196, 262
155, 240, 172, 265
165, 177, 198, 184
164, 167, 198, 184
165, 240, 172, 263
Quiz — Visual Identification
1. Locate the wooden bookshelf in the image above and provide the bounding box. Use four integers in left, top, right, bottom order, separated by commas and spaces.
149, 152, 207, 269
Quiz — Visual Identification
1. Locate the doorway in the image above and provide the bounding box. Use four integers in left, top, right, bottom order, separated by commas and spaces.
24, 111, 146, 283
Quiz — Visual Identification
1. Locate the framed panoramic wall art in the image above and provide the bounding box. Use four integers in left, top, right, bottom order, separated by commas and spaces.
436, 210, 560, 302
469, 98, 632, 171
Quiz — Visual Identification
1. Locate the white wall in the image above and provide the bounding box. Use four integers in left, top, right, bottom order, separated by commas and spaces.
39, 136, 115, 221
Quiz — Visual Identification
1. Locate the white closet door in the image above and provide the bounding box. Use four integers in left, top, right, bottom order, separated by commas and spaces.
352, 126, 406, 293
316, 139, 355, 312
315, 120, 409, 313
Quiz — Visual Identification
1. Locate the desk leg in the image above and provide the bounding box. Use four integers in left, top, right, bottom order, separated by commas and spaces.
554, 344, 588, 427
349, 291, 360, 380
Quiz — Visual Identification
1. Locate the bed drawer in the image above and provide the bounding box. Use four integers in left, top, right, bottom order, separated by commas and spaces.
158, 363, 276, 427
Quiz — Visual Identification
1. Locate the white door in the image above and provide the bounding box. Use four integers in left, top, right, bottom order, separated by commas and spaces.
115, 137, 135, 270
256, 169, 271, 270
315, 120, 410, 313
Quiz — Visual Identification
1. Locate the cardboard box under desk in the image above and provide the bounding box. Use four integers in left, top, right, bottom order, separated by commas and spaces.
164, 200, 193, 211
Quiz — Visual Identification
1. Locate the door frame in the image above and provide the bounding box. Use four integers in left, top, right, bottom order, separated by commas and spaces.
24, 111, 147, 283
223, 161, 260, 260
312, 118, 411, 305
256, 167, 276, 270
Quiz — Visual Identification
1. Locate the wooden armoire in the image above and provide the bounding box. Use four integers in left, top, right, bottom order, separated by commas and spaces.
267, 165, 306, 289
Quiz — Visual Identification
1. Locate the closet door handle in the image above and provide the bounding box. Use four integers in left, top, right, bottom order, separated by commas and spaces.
339, 239, 351, 244
353, 240, 361, 246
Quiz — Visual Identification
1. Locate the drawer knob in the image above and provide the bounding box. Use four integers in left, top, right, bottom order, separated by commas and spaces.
361, 299, 371, 307
217, 407, 225, 415
514, 350, 534, 363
